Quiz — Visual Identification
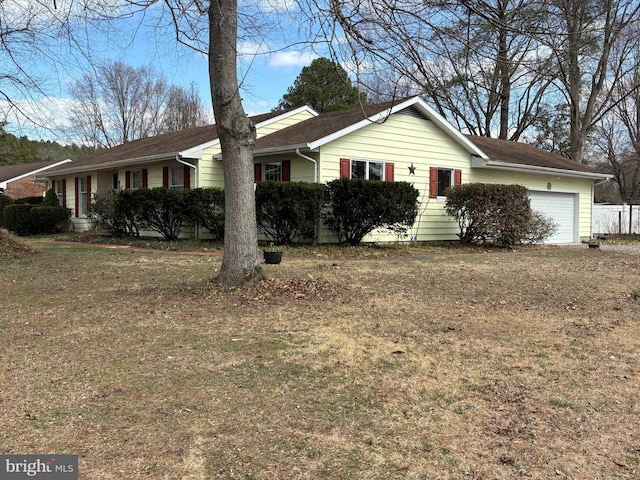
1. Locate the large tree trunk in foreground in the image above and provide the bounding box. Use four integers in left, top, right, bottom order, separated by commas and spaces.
209, 0, 264, 289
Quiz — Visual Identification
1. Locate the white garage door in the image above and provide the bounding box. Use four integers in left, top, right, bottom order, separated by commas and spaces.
529, 191, 577, 244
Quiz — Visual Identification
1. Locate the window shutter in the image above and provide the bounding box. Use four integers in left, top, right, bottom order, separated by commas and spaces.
385, 163, 394, 182
183, 166, 191, 189
454, 169, 462, 186
51, 180, 56, 192
340, 158, 350, 178
142, 169, 148, 188
254, 163, 262, 182
429, 167, 438, 198
62, 179, 66, 208
125, 171, 131, 189
86, 175, 92, 213
74, 177, 79, 217
163, 167, 169, 188
282, 160, 291, 182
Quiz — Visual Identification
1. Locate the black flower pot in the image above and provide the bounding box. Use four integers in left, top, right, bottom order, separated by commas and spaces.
263, 251, 282, 264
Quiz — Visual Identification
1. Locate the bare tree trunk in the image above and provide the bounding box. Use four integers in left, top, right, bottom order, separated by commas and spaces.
208, 0, 264, 290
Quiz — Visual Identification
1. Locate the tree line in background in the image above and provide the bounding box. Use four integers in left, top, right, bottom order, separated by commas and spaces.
0, 123, 96, 165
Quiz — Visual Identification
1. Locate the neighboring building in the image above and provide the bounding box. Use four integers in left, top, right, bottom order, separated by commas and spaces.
0, 160, 72, 199
43, 97, 610, 243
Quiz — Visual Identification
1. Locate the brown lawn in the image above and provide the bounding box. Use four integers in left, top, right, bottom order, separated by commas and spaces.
1, 241, 639, 479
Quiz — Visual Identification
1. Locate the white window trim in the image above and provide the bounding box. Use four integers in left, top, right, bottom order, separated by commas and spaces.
263, 161, 283, 182
79, 177, 88, 217
350, 158, 385, 181
436, 167, 455, 202
169, 166, 184, 189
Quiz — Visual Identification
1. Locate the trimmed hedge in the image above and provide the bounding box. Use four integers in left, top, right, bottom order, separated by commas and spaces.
0, 195, 13, 227
3, 204, 34, 235
256, 181, 325, 245
2, 203, 70, 235
183, 188, 225, 241
322, 179, 419, 245
445, 183, 532, 246
30, 206, 71, 234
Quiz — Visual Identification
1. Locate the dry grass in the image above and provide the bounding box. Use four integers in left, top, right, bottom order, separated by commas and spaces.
1, 242, 640, 479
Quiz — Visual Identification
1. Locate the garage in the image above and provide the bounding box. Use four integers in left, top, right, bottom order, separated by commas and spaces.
529, 191, 577, 244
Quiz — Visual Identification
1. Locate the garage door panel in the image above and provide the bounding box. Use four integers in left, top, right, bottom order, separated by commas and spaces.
529, 192, 576, 244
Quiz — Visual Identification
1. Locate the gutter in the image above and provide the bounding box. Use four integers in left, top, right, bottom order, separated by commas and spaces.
473, 157, 612, 180
43, 153, 181, 176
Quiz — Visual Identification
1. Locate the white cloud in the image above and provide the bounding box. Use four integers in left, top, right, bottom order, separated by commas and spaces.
259, 0, 297, 12
1, 96, 81, 144
268, 51, 318, 68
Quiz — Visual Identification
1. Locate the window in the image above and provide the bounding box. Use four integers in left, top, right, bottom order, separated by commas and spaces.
340, 158, 393, 181
131, 170, 143, 189
54, 180, 65, 206
429, 167, 462, 198
125, 169, 147, 189
264, 162, 282, 182
254, 160, 291, 182
78, 177, 88, 216
169, 166, 184, 189
75, 175, 91, 217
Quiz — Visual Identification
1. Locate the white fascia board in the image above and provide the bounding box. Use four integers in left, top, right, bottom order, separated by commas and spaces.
260, 105, 319, 124
6, 159, 73, 183
477, 159, 612, 180
42, 153, 179, 177
253, 144, 311, 157
306, 96, 489, 159
180, 107, 319, 159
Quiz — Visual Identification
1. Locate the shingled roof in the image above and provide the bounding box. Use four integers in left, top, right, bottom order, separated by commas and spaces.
467, 135, 598, 174
254, 100, 404, 151
46, 110, 289, 173
0, 160, 71, 183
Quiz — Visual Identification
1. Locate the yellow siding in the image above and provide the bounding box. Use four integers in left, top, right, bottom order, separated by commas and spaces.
316, 113, 472, 243
199, 148, 223, 188
471, 168, 595, 240
199, 110, 316, 188
255, 110, 316, 138
313, 112, 597, 243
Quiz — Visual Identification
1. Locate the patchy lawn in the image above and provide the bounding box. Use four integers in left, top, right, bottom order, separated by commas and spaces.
1, 242, 639, 479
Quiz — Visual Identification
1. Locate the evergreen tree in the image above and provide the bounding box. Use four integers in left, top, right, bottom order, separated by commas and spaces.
276, 58, 367, 113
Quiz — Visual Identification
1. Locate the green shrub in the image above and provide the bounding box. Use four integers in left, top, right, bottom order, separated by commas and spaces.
3, 204, 35, 235
14, 196, 44, 205
0, 195, 13, 227
183, 188, 225, 241
30, 206, 71, 234
445, 183, 531, 246
91, 190, 134, 236
526, 210, 559, 244
322, 179, 419, 245
256, 181, 325, 245
136, 187, 189, 240
42, 189, 60, 207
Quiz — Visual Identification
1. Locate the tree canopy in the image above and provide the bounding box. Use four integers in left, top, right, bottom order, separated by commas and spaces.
276, 58, 367, 113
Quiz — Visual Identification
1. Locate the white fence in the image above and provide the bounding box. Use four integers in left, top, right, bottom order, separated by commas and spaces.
592, 204, 640, 236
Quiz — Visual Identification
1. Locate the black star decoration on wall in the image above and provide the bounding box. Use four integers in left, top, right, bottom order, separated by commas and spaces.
408, 163, 416, 175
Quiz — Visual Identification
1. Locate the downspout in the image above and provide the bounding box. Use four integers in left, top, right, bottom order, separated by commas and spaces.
176, 156, 199, 239
295, 148, 319, 244
295, 148, 317, 183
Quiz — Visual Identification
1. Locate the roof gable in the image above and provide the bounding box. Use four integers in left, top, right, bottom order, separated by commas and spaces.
254, 96, 487, 158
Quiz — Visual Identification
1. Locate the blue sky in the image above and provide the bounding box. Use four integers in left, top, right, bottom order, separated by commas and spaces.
1, 2, 322, 143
